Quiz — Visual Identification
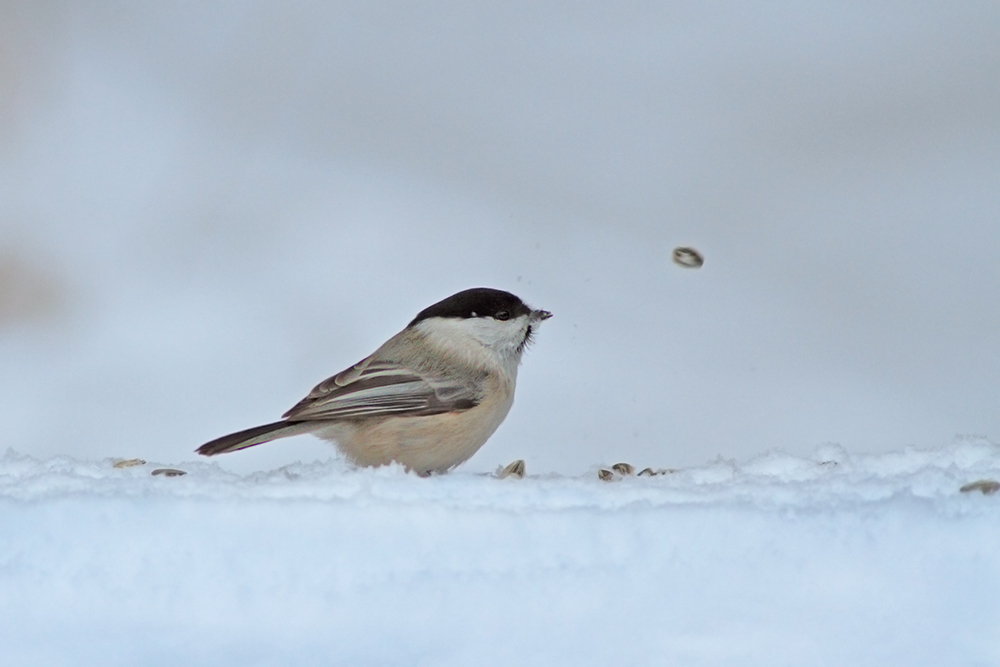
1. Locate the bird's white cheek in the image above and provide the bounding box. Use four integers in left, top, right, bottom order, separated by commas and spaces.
416, 317, 527, 366
469, 319, 531, 352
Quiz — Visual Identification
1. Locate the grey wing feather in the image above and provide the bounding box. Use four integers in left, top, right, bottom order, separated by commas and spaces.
282, 357, 483, 421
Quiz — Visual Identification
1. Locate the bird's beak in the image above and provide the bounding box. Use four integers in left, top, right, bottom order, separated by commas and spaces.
532, 309, 553, 321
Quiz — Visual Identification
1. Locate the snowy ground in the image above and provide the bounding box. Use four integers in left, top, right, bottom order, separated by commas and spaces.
3, 439, 1000, 666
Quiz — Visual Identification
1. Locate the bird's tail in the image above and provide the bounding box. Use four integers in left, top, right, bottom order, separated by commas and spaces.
196, 421, 317, 456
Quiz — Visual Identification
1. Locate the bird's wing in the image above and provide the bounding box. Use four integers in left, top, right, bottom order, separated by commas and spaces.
281, 356, 483, 421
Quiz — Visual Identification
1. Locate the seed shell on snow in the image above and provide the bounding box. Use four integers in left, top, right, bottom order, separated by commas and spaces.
151, 468, 187, 478
959, 479, 1000, 495
638, 467, 677, 476
496, 459, 526, 479
112, 458, 146, 469
611, 462, 635, 476
597, 469, 616, 482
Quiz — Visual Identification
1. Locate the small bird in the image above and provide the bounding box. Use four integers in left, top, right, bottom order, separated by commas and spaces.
197, 288, 551, 475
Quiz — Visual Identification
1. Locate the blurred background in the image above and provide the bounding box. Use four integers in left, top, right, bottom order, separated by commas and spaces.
1, 2, 998, 474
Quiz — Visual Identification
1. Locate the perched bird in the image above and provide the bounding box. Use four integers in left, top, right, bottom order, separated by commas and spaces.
197, 288, 551, 475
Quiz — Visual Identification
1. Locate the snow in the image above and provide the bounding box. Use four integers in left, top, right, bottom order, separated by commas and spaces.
4, 440, 1000, 666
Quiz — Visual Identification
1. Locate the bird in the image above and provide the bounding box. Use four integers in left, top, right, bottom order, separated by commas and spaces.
196, 287, 551, 475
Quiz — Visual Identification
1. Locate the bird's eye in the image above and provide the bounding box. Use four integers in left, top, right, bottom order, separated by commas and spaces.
495, 310, 511, 321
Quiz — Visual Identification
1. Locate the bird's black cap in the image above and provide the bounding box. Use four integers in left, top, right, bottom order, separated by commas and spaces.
408, 288, 532, 327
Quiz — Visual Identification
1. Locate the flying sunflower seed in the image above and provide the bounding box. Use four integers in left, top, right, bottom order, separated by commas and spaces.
672, 246, 704, 269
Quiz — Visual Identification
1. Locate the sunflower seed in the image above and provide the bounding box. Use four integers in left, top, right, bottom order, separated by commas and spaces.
638, 467, 677, 476
672, 246, 704, 269
151, 468, 187, 477
611, 462, 634, 476
959, 479, 1000, 495
496, 459, 526, 479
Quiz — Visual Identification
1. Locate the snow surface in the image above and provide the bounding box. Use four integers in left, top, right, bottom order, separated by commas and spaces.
3, 440, 1000, 666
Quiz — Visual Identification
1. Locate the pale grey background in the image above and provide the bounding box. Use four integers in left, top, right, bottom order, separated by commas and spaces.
2, 2, 998, 474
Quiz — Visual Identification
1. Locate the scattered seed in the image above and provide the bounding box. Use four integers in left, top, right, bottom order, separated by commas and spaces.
151, 468, 187, 477
597, 469, 616, 482
611, 462, 634, 476
960, 479, 1000, 495
638, 467, 677, 476
496, 459, 526, 479
672, 246, 704, 269
113, 458, 146, 469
